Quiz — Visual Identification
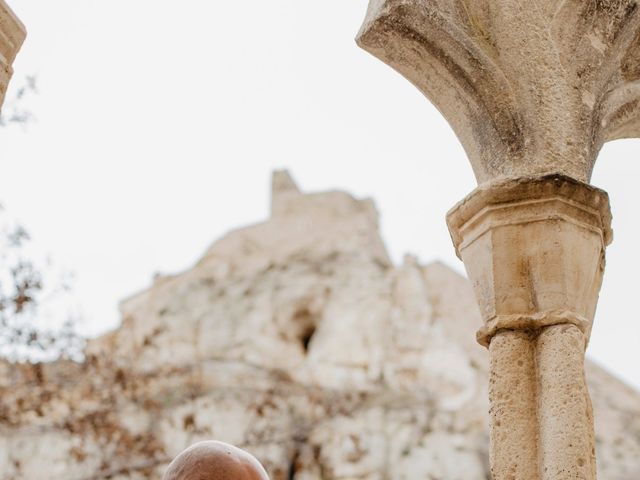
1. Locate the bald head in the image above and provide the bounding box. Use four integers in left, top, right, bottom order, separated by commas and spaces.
163, 441, 269, 480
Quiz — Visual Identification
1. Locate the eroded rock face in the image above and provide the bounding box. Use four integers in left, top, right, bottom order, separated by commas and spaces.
0, 173, 638, 479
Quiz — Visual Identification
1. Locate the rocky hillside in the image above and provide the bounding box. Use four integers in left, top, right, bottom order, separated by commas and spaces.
1, 172, 638, 479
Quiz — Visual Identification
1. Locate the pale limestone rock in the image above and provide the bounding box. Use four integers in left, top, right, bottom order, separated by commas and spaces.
0, 175, 638, 479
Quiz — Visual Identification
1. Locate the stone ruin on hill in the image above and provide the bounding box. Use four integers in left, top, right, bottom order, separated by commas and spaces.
1, 172, 639, 480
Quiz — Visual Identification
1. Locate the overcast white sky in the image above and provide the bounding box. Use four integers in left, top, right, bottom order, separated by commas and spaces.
2, 0, 639, 389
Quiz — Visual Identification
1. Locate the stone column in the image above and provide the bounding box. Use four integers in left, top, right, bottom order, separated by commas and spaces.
0, 0, 26, 109
447, 175, 611, 479
356, 2, 640, 478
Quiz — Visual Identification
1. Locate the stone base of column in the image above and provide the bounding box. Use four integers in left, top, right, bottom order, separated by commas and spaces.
447, 174, 612, 480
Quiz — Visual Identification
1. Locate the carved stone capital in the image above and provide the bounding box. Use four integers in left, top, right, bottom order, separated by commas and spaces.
0, 1, 26, 108
447, 175, 612, 346
357, 0, 640, 183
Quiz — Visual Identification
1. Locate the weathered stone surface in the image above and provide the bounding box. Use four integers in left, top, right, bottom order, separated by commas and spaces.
0, 174, 638, 479
357, 0, 640, 183
0, 1, 25, 108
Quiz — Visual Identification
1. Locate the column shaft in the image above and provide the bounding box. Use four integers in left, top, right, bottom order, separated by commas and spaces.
537, 325, 596, 480
489, 331, 540, 480
488, 324, 598, 479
